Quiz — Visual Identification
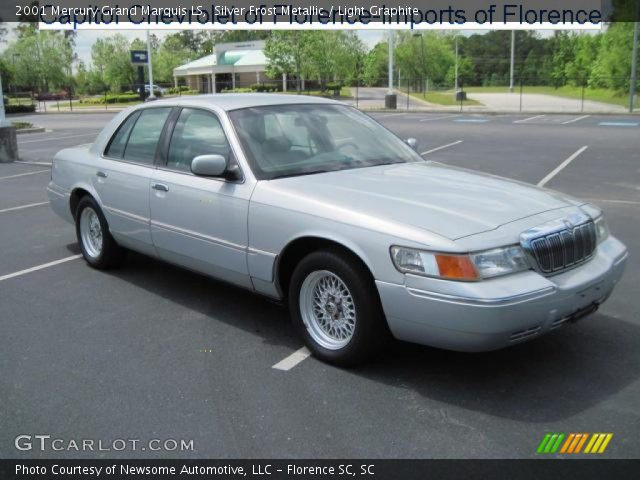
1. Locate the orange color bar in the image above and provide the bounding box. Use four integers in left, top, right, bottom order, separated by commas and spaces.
567, 434, 582, 453
574, 433, 589, 453
560, 434, 576, 453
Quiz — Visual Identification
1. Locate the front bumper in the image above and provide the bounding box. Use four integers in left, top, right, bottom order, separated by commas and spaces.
376, 235, 628, 352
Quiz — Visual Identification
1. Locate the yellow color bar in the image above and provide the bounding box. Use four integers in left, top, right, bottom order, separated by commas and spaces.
584, 434, 599, 453
590, 434, 606, 453
598, 434, 613, 453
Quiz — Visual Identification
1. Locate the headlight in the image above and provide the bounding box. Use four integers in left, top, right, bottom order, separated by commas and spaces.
594, 216, 609, 244
391, 245, 530, 281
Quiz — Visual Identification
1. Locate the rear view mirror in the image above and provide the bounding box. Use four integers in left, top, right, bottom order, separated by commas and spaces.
406, 138, 418, 150
191, 154, 227, 177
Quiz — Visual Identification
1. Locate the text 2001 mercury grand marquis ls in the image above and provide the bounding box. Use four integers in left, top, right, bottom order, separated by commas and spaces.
48, 94, 628, 365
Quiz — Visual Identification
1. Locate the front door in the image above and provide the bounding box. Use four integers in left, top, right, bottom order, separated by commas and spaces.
149, 108, 253, 288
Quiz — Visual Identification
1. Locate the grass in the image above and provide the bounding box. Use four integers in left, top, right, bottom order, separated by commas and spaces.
11, 121, 33, 129
464, 85, 630, 107
409, 91, 481, 106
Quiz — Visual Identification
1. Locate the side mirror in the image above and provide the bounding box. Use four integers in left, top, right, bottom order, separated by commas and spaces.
191, 154, 227, 177
406, 138, 418, 151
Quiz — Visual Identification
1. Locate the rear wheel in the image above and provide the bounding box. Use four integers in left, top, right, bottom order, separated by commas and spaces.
75, 196, 124, 269
289, 250, 387, 366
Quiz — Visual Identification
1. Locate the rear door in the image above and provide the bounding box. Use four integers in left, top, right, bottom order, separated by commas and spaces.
94, 107, 172, 255
149, 107, 253, 289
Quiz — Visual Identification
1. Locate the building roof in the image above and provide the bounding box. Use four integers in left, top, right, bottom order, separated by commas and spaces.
141, 94, 342, 111
173, 45, 268, 77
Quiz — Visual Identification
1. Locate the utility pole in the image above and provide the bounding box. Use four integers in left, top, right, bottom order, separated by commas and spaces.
146, 30, 155, 100
630, 2, 639, 112
509, 30, 516, 92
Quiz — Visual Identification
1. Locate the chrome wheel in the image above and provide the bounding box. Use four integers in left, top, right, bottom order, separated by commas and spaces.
79, 207, 103, 258
299, 270, 356, 350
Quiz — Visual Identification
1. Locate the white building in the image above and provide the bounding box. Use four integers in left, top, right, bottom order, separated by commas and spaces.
173, 41, 282, 93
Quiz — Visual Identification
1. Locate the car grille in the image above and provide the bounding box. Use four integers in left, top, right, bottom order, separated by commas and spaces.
528, 221, 597, 274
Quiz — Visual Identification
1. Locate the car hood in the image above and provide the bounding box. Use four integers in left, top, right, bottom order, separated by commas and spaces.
259, 162, 584, 240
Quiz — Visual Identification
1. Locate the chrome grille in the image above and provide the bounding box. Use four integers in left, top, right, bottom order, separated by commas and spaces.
528, 221, 596, 274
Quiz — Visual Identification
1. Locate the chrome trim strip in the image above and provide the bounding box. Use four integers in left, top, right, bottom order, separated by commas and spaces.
104, 206, 149, 224
247, 247, 277, 258
404, 285, 556, 307
150, 220, 246, 252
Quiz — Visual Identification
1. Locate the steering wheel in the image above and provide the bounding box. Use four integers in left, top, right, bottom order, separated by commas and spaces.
337, 142, 360, 152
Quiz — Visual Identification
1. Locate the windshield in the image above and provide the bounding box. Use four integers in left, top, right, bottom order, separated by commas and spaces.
228, 104, 422, 180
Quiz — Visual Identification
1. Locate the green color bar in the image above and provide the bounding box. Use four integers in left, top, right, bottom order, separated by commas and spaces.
544, 434, 559, 453
537, 434, 552, 454
550, 434, 565, 453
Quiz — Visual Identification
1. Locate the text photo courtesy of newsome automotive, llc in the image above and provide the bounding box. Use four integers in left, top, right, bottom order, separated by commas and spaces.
0, 0, 639, 478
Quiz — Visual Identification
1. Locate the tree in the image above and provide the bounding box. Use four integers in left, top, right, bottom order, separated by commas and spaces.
2, 29, 73, 92
91, 35, 136, 92
264, 31, 314, 90
362, 41, 388, 86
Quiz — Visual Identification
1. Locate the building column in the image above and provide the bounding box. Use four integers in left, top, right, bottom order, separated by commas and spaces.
282, 73, 287, 92
256, 71, 260, 83
212, 73, 216, 94
232, 71, 236, 90
173, 76, 178, 88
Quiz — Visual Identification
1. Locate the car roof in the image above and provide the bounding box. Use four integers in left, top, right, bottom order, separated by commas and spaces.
143, 93, 344, 111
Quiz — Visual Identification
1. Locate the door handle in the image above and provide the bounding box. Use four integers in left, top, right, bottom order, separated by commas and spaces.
151, 183, 169, 192
96, 171, 108, 178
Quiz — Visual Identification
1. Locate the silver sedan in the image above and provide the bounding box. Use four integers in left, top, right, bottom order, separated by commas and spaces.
48, 94, 628, 365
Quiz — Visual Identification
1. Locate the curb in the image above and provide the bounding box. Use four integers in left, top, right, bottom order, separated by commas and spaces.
16, 127, 46, 135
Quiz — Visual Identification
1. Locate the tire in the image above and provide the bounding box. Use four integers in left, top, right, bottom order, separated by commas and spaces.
288, 249, 387, 367
75, 196, 124, 269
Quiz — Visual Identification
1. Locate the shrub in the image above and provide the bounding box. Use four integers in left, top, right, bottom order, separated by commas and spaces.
5, 104, 36, 114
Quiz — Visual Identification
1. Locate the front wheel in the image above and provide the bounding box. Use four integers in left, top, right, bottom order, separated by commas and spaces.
75, 196, 124, 269
289, 250, 387, 366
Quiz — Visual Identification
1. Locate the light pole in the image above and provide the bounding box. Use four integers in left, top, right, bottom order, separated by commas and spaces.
11, 53, 20, 94
146, 30, 155, 100
454, 35, 460, 91
385, 30, 397, 109
509, 30, 516, 92
413, 32, 426, 96
630, 2, 639, 112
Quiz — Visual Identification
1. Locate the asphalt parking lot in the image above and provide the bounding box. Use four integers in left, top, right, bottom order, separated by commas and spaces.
1, 111, 639, 459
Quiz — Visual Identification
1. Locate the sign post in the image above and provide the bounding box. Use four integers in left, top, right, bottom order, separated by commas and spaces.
130, 50, 148, 101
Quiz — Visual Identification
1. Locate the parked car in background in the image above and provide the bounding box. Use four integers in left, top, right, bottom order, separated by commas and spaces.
144, 84, 166, 96
47, 94, 628, 366
36, 90, 69, 101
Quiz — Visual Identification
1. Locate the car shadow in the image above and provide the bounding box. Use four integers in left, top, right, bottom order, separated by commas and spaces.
356, 310, 640, 423
71, 246, 639, 424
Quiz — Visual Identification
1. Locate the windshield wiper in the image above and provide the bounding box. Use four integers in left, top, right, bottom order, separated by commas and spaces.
270, 169, 332, 180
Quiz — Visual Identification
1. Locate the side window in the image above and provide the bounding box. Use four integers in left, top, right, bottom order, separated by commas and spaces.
167, 109, 231, 172
104, 112, 140, 159
122, 107, 172, 165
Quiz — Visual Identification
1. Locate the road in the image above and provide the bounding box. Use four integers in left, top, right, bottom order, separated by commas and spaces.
1, 111, 639, 459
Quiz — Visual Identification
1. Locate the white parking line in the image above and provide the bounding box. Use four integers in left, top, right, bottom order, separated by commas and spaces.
537, 146, 589, 187
561, 115, 590, 125
419, 115, 457, 122
0, 201, 49, 213
0, 169, 50, 181
374, 113, 406, 118
18, 132, 100, 144
0, 255, 82, 282
420, 140, 463, 157
514, 114, 546, 124
585, 198, 640, 206
272, 347, 311, 371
